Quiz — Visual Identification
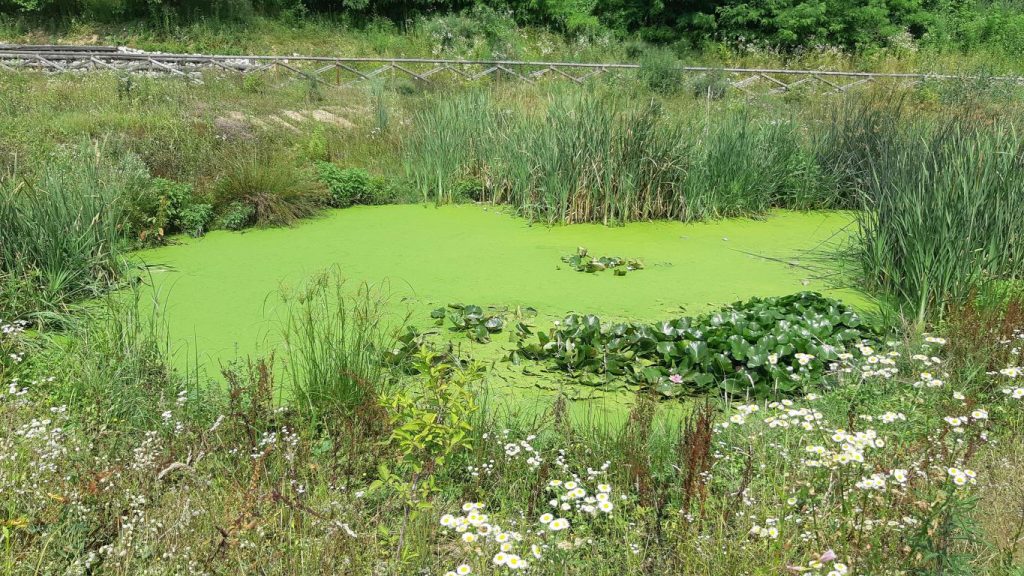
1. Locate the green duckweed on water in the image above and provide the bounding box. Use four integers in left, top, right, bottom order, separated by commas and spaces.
136, 204, 864, 422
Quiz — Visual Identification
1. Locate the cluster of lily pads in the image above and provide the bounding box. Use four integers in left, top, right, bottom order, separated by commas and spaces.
511, 292, 884, 399
431, 304, 537, 344
561, 247, 643, 276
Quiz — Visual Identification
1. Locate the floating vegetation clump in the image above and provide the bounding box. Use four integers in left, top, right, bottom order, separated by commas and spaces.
432, 304, 537, 343
561, 247, 644, 276
513, 292, 884, 399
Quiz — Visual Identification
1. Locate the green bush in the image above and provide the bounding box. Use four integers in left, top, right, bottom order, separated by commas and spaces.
304, 125, 330, 162
214, 152, 321, 228
216, 201, 257, 231
177, 203, 214, 237
317, 162, 370, 207
449, 177, 485, 202
366, 175, 409, 205
691, 69, 730, 100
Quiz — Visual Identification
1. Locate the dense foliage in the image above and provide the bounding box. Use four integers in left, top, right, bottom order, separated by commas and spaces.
514, 292, 884, 398
5, 0, 1024, 54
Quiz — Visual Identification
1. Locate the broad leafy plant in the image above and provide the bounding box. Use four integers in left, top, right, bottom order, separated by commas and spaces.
514, 292, 883, 399
432, 304, 537, 344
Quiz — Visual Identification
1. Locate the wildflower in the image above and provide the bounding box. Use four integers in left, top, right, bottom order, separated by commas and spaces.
456, 565, 472, 575
971, 409, 988, 420
539, 513, 554, 524
598, 501, 613, 513
597, 483, 611, 493
819, 550, 837, 562
891, 469, 908, 483
462, 533, 478, 543
1000, 367, 1021, 378
506, 555, 526, 569
492, 553, 508, 566
548, 518, 570, 531
795, 353, 815, 366
669, 373, 683, 384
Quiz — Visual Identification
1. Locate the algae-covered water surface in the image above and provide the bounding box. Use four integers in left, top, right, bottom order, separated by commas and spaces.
138, 204, 861, 416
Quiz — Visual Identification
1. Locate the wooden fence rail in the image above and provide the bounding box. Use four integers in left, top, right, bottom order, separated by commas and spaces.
2, 45, 1022, 95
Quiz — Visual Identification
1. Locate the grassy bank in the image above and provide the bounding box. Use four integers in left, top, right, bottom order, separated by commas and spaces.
2, 276, 1023, 574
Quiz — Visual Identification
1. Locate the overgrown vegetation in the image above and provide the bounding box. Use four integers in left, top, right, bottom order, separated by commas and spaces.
3, 15, 1024, 574
2, 277, 1023, 573
6, 0, 1024, 59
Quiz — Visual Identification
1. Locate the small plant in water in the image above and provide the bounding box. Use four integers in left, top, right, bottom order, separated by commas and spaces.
561, 247, 643, 276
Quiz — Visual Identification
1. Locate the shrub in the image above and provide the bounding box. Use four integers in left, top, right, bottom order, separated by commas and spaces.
216, 201, 256, 231
317, 162, 370, 207
177, 203, 214, 237
214, 152, 321, 228
449, 177, 485, 202
366, 175, 409, 205
691, 69, 730, 100
304, 125, 330, 162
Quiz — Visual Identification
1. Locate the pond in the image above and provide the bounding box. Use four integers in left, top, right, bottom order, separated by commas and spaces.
137, 204, 863, 423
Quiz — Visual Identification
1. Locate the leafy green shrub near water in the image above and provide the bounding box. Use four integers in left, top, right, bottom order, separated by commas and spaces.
317, 162, 370, 207
514, 292, 883, 399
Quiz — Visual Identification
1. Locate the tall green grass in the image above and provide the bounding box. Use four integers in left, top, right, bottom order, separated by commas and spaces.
404, 89, 838, 224
857, 113, 1024, 323
280, 271, 399, 428
0, 144, 148, 314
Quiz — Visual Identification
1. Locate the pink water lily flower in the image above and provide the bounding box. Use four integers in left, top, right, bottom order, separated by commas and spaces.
669, 374, 683, 384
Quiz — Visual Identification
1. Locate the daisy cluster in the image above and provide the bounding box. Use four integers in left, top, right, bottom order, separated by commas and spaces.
1, 319, 28, 370
997, 366, 1023, 399
439, 479, 622, 573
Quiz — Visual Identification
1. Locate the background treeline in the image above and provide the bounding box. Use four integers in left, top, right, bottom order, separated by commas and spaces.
4, 0, 1024, 55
